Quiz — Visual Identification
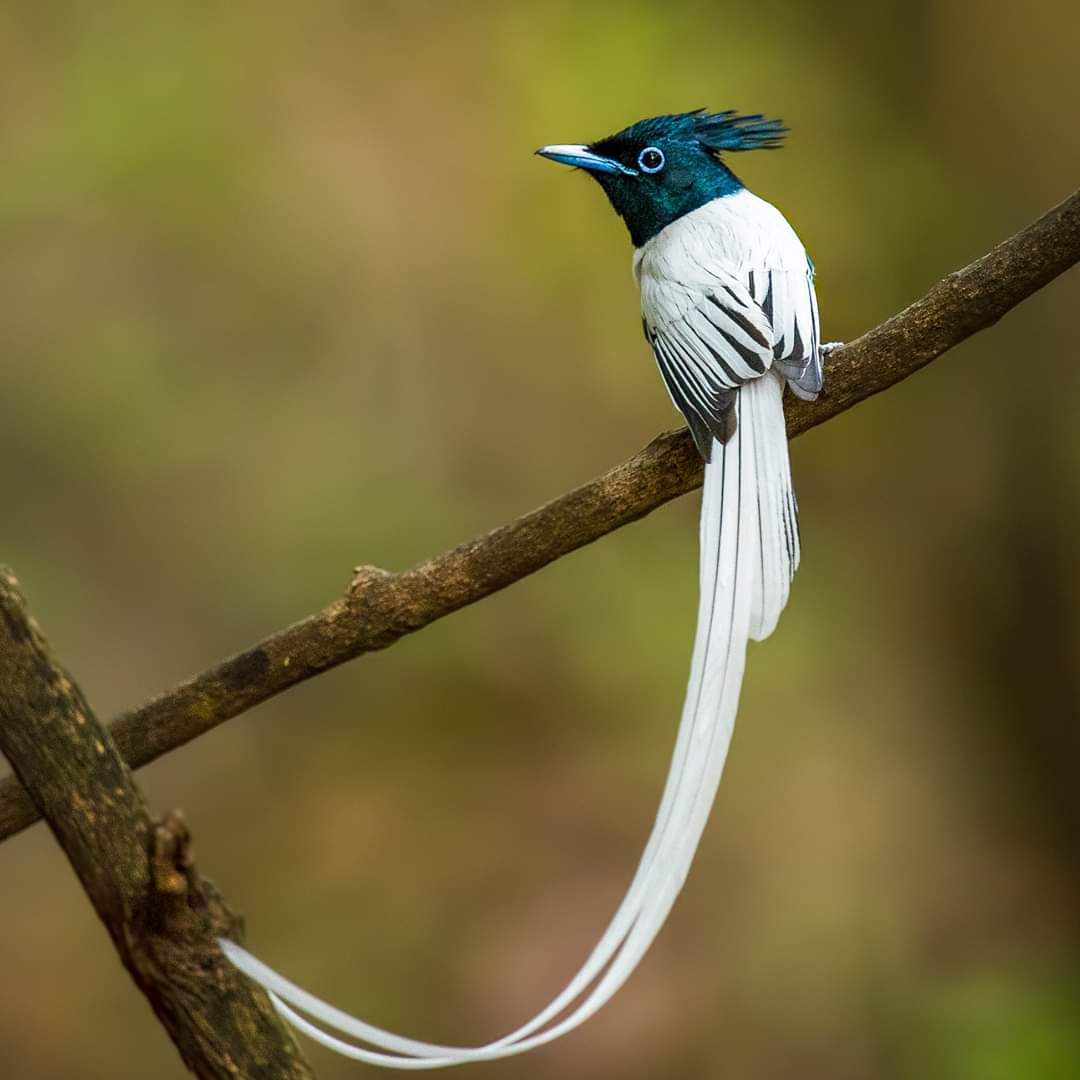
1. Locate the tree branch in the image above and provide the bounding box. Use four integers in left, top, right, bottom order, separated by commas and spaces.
1, 188, 1078, 848
0, 569, 316, 1079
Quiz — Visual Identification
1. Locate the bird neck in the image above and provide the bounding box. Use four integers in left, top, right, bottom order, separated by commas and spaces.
618, 162, 745, 248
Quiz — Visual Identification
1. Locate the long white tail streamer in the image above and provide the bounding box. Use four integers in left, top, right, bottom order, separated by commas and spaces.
221, 372, 798, 1067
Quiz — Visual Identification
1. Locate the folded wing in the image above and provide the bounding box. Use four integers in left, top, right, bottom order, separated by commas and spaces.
643, 262, 822, 459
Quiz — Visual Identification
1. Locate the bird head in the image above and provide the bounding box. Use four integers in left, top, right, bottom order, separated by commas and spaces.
537, 109, 787, 247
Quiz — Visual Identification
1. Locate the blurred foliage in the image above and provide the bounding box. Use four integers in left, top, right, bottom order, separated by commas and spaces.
1, 2, 1078, 1078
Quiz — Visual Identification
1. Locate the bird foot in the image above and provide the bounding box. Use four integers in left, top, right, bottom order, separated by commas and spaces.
819, 341, 844, 359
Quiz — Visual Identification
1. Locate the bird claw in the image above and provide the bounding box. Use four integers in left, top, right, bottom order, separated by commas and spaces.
819, 341, 844, 359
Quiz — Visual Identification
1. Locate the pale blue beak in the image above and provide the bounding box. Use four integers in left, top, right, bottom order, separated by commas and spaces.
535, 144, 637, 176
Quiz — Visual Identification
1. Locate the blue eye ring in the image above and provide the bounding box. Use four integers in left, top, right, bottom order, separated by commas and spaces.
638, 146, 665, 174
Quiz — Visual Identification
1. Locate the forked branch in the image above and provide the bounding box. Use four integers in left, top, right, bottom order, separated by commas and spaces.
0, 570, 315, 1079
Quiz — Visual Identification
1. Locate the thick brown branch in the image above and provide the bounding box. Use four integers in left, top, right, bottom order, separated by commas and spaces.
0, 570, 315, 1079
1, 188, 1078, 848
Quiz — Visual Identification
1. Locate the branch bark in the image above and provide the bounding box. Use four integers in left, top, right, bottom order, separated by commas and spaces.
0, 570, 315, 1079
1, 188, 1078, 848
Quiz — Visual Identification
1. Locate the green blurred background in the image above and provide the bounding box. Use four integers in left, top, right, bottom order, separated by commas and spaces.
2, 2, 1078, 1078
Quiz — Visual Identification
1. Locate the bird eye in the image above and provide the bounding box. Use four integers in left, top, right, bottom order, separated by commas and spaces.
638, 147, 665, 174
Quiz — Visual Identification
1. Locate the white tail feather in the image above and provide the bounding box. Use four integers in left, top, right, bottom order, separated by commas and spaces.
746, 373, 798, 641
220, 373, 798, 1067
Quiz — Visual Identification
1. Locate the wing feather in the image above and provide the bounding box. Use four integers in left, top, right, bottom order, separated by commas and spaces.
635, 193, 824, 455
644, 266, 822, 454
773, 265, 823, 399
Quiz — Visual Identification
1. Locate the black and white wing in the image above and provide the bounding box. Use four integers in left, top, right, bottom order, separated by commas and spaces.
751, 264, 823, 404
642, 264, 821, 460
642, 271, 769, 455
635, 192, 823, 461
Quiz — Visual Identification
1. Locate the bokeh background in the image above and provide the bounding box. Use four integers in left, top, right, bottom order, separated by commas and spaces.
2, 3, 1078, 1078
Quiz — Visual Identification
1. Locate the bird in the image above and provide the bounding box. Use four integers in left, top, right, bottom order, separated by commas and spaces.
219, 108, 828, 1068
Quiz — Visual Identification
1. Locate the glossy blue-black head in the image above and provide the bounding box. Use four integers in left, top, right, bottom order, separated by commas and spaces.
537, 109, 787, 247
